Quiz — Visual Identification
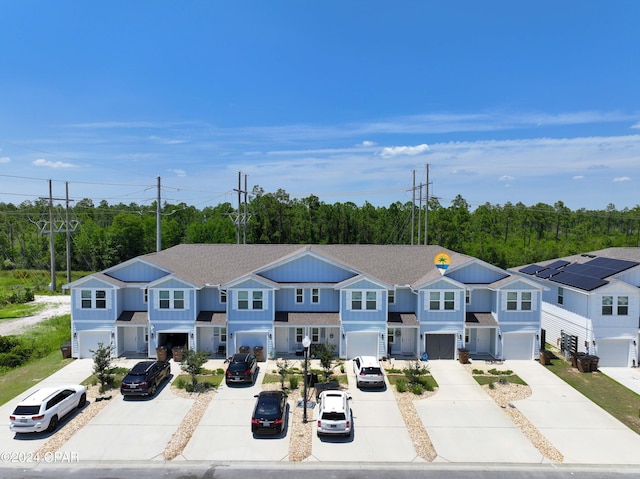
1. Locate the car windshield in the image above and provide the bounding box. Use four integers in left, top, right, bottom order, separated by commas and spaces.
321, 411, 346, 421
256, 400, 279, 415
228, 363, 249, 372
13, 405, 40, 415
362, 367, 381, 375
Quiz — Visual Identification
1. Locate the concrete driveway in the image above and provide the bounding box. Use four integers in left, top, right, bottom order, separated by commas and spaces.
180, 363, 291, 461
58, 360, 194, 461
506, 360, 640, 465
309, 360, 420, 463
414, 360, 545, 463
600, 366, 640, 396
0, 358, 94, 457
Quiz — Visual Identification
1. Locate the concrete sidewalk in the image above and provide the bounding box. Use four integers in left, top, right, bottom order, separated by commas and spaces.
415, 360, 545, 463
507, 360, 640, 465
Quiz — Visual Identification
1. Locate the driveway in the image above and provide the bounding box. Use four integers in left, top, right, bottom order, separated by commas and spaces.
507, 360, 640, 465
309, 360, 420, 463
414, 360, 545, 463
600, 366, 640, 396
58, 360, 194, 461
180, 363, 291, 461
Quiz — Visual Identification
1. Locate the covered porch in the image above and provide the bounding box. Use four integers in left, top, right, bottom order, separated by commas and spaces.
273, 312, 340, 357
465, 312, 500, 360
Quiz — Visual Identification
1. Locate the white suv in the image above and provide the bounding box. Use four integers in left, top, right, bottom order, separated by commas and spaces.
352, 355, 385, 388
316, 390, 352, 437
9, 385, 87, 433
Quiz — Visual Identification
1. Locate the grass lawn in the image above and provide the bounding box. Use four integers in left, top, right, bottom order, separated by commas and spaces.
545, 353, 640, 435
0, 302, 48, 320
0, 351, 74, 406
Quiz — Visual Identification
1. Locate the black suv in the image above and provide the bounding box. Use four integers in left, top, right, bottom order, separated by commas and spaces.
120, 360, 171, 397
225, 353, 258, 385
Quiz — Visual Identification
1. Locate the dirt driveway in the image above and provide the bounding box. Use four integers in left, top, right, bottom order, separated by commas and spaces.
0, 295, 70, 336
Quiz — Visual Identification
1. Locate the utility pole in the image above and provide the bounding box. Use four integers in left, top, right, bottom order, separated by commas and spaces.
411, 170, 415, 245
425, 164, 430, 245
233, 172, 249, 244
65, 182, 71, 284
48, 180, 55, 291
156, 176, 162, 252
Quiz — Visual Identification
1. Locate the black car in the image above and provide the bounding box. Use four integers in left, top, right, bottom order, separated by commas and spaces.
120, 360, 171, 397
251, 391, 288, 435
225, 353, 258, 385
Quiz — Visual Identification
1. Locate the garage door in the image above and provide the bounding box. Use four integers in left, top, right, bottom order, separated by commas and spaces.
346, 332, 379, 359
234, 331, 268, 358
597, 339, 630, 367
78, 331, 111, 359
502, 333, 534, 360
425, 334, 455, 359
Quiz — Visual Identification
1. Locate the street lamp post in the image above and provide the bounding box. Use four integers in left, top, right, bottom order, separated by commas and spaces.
302, 335, 311, 423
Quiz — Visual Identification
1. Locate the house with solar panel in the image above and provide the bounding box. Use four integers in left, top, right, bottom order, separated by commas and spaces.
514, 248, 640, 367
65, 244, 544, 362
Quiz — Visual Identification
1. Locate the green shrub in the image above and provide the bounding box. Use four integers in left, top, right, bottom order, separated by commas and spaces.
175, 377, 186, 389
488, 381, 495, 389
288, 375, 299, 390
395, 377, 407, 393
185, 383, 195, 392
411, 384, 423, 395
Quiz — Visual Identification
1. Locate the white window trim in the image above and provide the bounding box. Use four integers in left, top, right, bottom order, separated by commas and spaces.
78, 289, 111, 310
311, 288, 320, 304
347, 290, 380, 311
388, 290, 395, 305
425, 290, 459, 311
154, 289, 189, 310
295, 288, 304, 304
601, 295, 629, 316
502, 290, 536, 312
234, 289, 268, 311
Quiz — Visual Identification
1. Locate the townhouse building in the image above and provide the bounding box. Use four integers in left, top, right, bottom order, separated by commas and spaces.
65, 244, 544, 362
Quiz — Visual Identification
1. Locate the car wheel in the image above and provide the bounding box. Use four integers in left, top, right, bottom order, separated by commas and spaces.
46, 415, 58, 432
150, 383, 157, 396
77, 393, 86, 409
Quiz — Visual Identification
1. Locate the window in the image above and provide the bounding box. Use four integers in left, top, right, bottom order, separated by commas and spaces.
602, 295, 629, 316
506, 291, 533, 311
220, 290, 227, 304
557, 287, 564, 305
388, 290, 395, 305
428, 291, 456, 311
387, 328, 396, 344
158, 290, 187, 310
80, 289, 108, 309
311, 288, 319, 304
311, 327, 320, 343
618, 296, 629, 315
143, 288, 149, 304
237, 290, 265, 310
465, 289, 471, 304
349, 290, 379, 311
220, 327, 227, 343
296, 328, 304, 344
295, 288, 304, 304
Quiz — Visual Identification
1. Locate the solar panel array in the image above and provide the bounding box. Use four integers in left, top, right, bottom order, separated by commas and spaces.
518, 256, 639, 291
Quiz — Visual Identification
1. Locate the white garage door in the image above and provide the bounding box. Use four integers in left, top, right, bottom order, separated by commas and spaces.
346, 332, 379, 359
234, 331, 268, 357
597, 339, 630, 367
78, 331, 111, 359
502, 333, 534, 360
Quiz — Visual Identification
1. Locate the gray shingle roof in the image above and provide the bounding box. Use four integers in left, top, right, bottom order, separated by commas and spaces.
139, 244, 475, 288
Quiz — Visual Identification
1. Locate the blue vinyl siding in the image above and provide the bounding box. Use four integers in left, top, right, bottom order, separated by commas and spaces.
122, 287, 146, 311
108, 261, 169, 282
467, 289, 493, 312
198, 287, 226, 311
390, 288, 417, 312
275, 287, 339, 311
261, 255, 354, 283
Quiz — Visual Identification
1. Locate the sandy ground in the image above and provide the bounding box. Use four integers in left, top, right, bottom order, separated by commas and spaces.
0, 295, 71, 336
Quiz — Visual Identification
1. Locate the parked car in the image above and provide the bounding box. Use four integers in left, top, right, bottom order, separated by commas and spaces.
225, 353, 258, 385
9, 384, 87, 433
251, 391, 288, 435
120, 360, 171, 397
352, 355, 385, 388
316, 390, 352, 437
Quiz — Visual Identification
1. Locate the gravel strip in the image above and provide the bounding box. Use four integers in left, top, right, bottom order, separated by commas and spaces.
392, 388, 437, 461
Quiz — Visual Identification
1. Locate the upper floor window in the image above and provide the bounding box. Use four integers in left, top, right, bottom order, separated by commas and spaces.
388, 290, 395, 304
295, 288, 304, 304
428, 291, 456, 311
311, 288, 320, 304
557, 287, 564, 305
465, 289, 471, 304
220, 290, 227, 304
602, 295, 628, 316
158, 290, 186, 310
349, 290, 378, 311
81, 289, 107, 309
237, 290, 265, 310
506, 291, 532, 311
143, 288, 149, 304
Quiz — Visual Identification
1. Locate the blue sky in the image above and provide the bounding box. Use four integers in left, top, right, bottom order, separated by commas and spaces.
1, 1, 639, 211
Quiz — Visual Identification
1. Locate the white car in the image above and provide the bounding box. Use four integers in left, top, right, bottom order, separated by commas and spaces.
9, 384, 87, 433
352, 355, 385, 388
316, 390, 352, 437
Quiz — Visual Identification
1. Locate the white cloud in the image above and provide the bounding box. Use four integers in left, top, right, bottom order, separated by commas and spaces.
0, 157, 9, 163
631, 122, 640, 129
169, 169, 187, 177
380, 144, 429, 158
358, 140, 376, 147
32, 159, 75, 168
613, 176, 631, 182
499, 175, 514, 182
573, 175, 584, 180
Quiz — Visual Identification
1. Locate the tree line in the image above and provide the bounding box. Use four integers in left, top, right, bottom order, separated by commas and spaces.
1, 185, 639, 274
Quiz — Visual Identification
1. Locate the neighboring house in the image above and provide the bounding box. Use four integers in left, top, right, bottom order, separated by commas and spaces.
513, 248, 640, 367
64, 244, 543, 361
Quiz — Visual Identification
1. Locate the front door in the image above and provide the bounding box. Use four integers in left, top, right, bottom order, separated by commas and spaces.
475, 328, 491, 354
